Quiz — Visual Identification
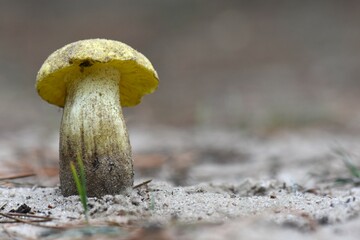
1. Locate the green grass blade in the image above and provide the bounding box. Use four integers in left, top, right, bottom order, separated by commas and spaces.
76, 155, 88, 213
70, 159, 89, 223
333, 147, 360, 182
70, 161, 82, 196
344, 160, 360, 178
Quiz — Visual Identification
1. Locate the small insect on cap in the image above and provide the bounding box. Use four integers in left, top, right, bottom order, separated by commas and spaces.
36, 39, 159, 107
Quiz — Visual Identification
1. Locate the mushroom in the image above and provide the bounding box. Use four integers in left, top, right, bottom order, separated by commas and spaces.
36, 39, 159, 197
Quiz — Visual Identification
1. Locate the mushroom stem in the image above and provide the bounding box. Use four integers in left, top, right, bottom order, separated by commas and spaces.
59, 64, 133, 197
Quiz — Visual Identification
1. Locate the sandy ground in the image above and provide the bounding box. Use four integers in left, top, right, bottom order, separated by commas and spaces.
0, 127, 360, 239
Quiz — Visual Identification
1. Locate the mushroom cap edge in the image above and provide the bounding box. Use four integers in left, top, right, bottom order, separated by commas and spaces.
36, 39, 159, 107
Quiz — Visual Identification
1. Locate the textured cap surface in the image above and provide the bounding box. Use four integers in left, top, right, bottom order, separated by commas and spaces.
36, 39, 159, 107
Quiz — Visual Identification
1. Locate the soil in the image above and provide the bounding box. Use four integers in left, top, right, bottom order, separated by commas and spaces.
0, 127, 360, 240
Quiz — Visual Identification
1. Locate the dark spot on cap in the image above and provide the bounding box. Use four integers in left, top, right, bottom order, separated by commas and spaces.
79, 60, 93, 68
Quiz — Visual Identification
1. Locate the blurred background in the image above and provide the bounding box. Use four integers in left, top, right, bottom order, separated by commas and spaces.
1, 0, 360, 134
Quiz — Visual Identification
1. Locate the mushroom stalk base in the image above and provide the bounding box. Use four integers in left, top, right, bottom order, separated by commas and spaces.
60, 65, 133, 197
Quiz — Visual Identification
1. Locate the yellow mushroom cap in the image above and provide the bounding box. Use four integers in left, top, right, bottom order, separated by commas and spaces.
36, 39, 159, 107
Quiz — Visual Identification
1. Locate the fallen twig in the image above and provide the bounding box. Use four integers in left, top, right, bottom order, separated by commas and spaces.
5, 212, 55, 220
133, 179, 152, 189
0, 172, 36, 181
0, 212, 63, 229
